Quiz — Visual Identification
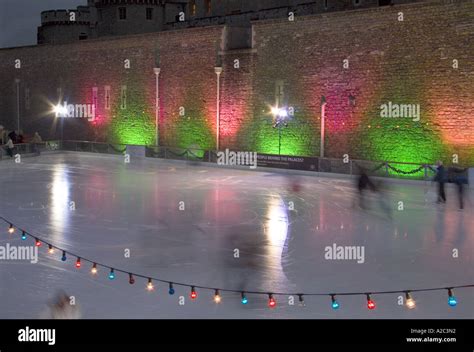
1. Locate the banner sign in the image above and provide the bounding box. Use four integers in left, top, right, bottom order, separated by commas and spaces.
256, 153, 319, 171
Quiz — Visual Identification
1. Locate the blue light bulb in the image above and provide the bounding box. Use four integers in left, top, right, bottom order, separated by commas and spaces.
331, 295, 340, 310
61, 251, 67, 261
21, 232, 27, 240
241, 293, 248, 305
109, 269, 115, 280
448, 289, 457, 307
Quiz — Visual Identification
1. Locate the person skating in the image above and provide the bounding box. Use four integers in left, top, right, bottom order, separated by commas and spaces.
357, 168, 376, 209
451, 167, 468, 210
40, 290, 81, 319
31, 131, 43, 155
434, 161, 447, 204
5, 137, 14, 158
8, 130, 17, 144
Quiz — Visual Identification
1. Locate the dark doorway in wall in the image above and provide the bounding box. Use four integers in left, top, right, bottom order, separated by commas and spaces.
79, 33, 88, 40
379, 0, 392, 6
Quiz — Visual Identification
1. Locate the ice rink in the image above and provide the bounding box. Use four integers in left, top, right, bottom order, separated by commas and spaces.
0, 152, 473, 319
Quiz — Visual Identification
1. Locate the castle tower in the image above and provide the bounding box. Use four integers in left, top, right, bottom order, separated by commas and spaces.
95, 0, 168, 38
37, 6, 96, 45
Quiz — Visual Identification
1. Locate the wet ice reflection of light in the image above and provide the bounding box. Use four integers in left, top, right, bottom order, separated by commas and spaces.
264, 196, 289, 268
49, 165, 70, 237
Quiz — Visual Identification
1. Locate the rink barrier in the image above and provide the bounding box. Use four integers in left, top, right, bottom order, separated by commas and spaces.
0, 141, 60, 160
3, 140, 471, 184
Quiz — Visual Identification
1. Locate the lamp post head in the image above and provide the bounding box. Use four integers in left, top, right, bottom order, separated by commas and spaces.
214, 66, 223, 75
15, 78, 20, 84
153, 67, 161, 75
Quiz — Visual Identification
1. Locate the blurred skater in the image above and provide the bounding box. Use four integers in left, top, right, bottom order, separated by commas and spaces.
434, 161, 447, 204
373, 178, 392, 219
40, 290, 81, 319
31, 131, 43, 155
288, 174, 303, 193
450, 167, 468, 210
357, 168, 376, 209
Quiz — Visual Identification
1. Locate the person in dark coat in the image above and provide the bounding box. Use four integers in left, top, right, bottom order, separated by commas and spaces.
8, 130, 17, 144
450, 167, 468, 209
357, 168, 376, 209
434, 161, 446, 204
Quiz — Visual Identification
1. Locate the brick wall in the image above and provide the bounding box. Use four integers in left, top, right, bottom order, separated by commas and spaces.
0, 0, 473, 165
0, 26, 222, 148
249, 0, 474, 163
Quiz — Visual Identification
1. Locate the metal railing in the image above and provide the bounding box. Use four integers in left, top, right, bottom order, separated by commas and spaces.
0, 141, 60, 160
60, 140, 127, 155
2, 139, 469, 182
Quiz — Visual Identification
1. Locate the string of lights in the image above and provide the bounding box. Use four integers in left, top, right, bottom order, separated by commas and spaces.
2, 215, 473, 310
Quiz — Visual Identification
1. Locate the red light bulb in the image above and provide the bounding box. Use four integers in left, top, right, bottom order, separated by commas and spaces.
35, 239, 41, 247
190, 286, 197, 300
75, 258, 81, 268
367, 294, 376, 310
268, 294, 276, 308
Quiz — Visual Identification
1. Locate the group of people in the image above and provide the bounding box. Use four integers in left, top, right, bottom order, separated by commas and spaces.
0, 125, 42, 158
357, 161, 469, 212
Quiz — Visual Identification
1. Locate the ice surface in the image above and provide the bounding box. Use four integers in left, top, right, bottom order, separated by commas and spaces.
0, 153, 472, 318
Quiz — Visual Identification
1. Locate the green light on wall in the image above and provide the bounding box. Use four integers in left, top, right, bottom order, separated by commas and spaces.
174, 114, 214, 152
359, 120, 445, 170
357, 64, 447, 170
110, 104, 155, 145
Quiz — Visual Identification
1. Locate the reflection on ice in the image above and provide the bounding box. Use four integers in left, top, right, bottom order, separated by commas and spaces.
49, 164, 71, 236
264, 196, 289, 262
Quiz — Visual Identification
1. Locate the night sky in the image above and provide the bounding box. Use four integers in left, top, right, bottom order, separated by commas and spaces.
0, 0, 84, 48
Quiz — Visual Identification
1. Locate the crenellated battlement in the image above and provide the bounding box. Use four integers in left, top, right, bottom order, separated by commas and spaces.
96, 0, 163, 6
37, 0, 429, 45
41, 8, 93, 25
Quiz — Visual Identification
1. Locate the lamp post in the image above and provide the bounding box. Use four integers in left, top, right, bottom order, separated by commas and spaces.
214, 66, 222, 151
153, 67, 161, 147
320, 95, 326, 158
272, 107, 288, 156
15, 78, 20, 133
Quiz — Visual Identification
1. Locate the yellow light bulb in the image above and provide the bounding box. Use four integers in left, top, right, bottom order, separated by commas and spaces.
405, 293, 416, 309
406, 298, 416, 309
214, 290, 222, 303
